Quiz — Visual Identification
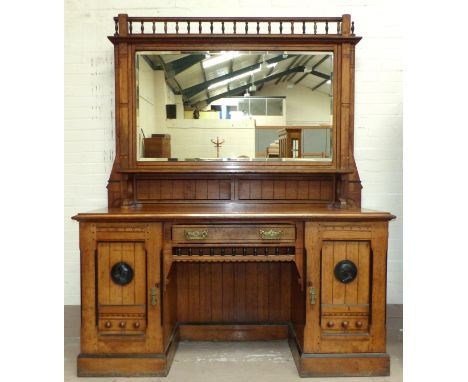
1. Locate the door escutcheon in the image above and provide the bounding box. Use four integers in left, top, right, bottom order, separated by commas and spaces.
150, 285, 158, 306
309, 286, 317, 305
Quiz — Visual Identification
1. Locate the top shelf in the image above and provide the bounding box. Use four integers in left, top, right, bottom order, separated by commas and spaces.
118, 167, 355, 174
72, 203, 395, 222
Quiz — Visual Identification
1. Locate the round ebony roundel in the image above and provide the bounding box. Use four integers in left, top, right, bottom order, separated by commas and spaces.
111, 262, 134, 285
334, 260, 357, 284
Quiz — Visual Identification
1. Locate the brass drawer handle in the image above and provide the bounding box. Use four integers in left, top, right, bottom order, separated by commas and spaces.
184, 230, 208, 240
259, 229, 284, 240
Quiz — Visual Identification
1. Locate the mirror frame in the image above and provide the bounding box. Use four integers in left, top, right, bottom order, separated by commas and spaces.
134, 47, 337, 165
108, 14, 361, 176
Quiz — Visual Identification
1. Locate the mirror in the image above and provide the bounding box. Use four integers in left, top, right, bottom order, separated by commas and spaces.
136, 50, 334, 162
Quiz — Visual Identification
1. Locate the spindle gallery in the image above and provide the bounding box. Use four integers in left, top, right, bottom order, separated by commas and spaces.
73, 14, 394, 378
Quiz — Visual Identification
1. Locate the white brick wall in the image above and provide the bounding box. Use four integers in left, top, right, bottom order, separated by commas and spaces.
64, 0, 403, 304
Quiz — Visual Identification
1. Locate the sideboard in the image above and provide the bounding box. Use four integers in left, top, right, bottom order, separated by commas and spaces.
72, 14, 395, 378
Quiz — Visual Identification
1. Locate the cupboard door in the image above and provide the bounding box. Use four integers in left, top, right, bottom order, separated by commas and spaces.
303, 222, 388, 354
80, 222, 163, 354
97, 242, 147, 334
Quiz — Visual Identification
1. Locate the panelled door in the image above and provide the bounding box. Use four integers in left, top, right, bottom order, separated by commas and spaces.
79, 222, 163, 354
303, 221, 388, 353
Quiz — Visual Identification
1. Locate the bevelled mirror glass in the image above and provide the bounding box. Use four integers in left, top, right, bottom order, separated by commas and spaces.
136, 51, 334, 162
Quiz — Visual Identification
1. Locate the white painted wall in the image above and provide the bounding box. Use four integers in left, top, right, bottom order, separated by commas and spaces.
65, 0, 402, 304
165, 119, 256, 158
256, 82, 332, 125
136, 57, 158, 157
254, 115, 286, 126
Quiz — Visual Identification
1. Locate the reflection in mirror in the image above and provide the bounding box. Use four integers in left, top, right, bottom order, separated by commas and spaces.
136, 51, 333, 161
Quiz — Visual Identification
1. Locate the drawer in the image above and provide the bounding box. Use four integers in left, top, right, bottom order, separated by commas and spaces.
172, 224, 296, 243
98, 305, 146, 334
98, 318, 146, 334
321, 315, 369, 333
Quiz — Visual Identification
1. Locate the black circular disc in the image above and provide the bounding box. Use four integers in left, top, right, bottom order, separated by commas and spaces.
334, 260, 357, 284
111, 262, 134, 285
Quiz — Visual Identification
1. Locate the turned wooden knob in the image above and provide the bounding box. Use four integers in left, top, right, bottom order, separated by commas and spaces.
119, 321, 126, 328
327, 321, 334, 328
341, 321, 349, 328
105, 321, 112, 328
356, 321, 363, 328
133, 321, 140, 329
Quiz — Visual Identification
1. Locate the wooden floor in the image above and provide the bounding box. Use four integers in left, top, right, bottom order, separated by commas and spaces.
64, 305, 403, 382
